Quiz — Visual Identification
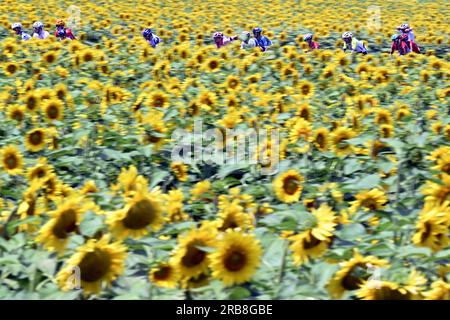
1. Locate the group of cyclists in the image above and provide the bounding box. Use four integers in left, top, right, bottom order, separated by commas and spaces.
144, 24, 420, 56
11, 19, 420, 56
11, 19, 75, 41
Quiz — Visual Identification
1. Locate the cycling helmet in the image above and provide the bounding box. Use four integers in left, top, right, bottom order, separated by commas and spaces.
11, 23, 22, 30
55, 19, 65, 27
253, 27, 262, 34
303, 33, 313, 41
342, 31, 352, 39
142, 28, 153, 38
33, 21, 44, 28
398, 23, 409, 30
213, 32, 223, 38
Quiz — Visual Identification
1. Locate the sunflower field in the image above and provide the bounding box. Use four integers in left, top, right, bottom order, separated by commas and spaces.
0, 0, 449, 300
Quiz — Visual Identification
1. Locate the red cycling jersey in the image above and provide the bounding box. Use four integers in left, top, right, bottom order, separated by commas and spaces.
54, 28, 76, 40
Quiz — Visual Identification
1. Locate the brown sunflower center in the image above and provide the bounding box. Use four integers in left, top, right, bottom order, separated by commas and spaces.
208, 60, 218, 70
4, 154, 18, 169
421, 222, 432, 243
52, 209, 77, 239
341, 264, 367, 290
316, 133, 325, 148
12, 110, 24, 121
181, 242, 206, 268
6, 64, 17, 74
46, 105, 60, 119
441, 164, 450, 174
123, 199, 156, 230
303, 234, 321, 249
219, 216, 239, 231
301, 84, 311, 96
228, 79, 238, 89
153, 266, 171, 280
152, 96, 165, 108
79, 249, 111, 282
224, 250, 247, 272
283, 177, 300, 195
26, 97, 37, 110
361, 198, 378, 210
29, 130, 44, 145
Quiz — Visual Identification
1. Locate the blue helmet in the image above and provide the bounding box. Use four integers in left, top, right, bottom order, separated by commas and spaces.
253, 27, 262, 34
142, 28, 153, 38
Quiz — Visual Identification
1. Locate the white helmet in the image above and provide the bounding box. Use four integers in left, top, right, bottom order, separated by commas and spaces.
303, 33, 313, 41
399, 23, 409, 30
11, 22, 22, 30
33, 21, 44, 28
342, 31, 352, 39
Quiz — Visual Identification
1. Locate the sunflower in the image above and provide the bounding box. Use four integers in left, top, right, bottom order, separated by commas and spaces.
356, 270, 426, 300
202, 57, 220, 72
147, 91, 169, 108
349, 188, 388, 213
434, 153, 450, 175
273, 169, 304, 203
25, 128, 46, 152
209, 230, 262, 286
23, 91, 40, 113
7, 104, 25, 123
328, 251, 388, 299
289, 230, 330, 266
149, 262, 180, 288
56, 235, 127, 295
412, 202, 450, 252
80, 180, 99, 195
217, 200, 254, 232
297, 80, 315, 99
107, 186, 164, 239
113, 165, 148, 196
17, 184, 45, 232
165, 189, 189, 222
198, 90, 217, 108
170, 162, 188, 182
42, 51, 58, 64
374, 108, 393, 125
54, 83, 68, 101
297, 103, 312, 121
26, 158, 53, 184
42, 98, 64, 121
1, 145, 23, 175
379, 124, 394, 138
422, 174, 450, 206
181, 272, 211, 289
36, 195, 92, 253
307, 204, 337, 241
171, 224, 218, 278
289, 118, 312, 143
313, 127, 330, 151
3, 62, 19, 76
190, 180, 213, 201
423, 280, 450, 300
225, 75, 240, 91
330, 127, 356, 157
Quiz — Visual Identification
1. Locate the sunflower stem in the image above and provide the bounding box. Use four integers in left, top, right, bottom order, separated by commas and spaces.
275, 240, 289, 299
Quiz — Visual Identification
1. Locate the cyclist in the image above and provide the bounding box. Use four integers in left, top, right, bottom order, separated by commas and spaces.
32, 21, 50, 39
54, 19, 76, 40
342, 31, 368, 54
252, 27, 272, 52
303, 33, 319, 50
142, 28, 161, 48
213, 32, 238, 49
11, 23, 31, 40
